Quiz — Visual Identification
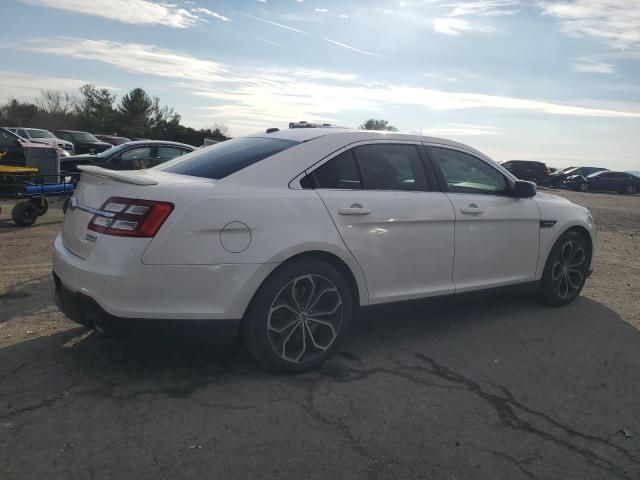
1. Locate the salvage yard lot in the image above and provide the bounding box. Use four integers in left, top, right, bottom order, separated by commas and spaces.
1, 190, 639, 479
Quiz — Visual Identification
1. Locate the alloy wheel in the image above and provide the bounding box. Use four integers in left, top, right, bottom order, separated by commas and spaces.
267, 274, 343, 364
551, 240, 586, 299
579, 183, 588, 192
626, 185, 637, 195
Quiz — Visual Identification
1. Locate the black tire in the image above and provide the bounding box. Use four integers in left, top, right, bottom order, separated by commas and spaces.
578, 182, 588, 192
11, 201, 38, 227
31, 197, 49, 216
625, 185, 637, 195
539, 230, 590, 306
243, 258, 354, 373
62, 197, 70, 214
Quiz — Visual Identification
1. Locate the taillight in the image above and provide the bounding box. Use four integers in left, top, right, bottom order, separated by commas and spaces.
88, 196, 174, 237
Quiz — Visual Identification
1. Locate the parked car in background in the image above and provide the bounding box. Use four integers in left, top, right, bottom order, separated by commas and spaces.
95, 134, 131, 146
6, 127, 74, 153
60, 140, 195, 175
550, 166, 608, 187
54, 130, 112, 154
54, 128, 596, 372
566, 170, 640, 194
500, 160, 550, 185
0, 127, 63, 165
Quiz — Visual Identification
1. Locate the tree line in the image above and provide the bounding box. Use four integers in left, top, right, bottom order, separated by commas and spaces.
0, 84, 230, 146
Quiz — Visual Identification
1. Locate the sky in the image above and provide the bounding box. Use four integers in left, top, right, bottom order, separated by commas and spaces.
0, 0, 639, 169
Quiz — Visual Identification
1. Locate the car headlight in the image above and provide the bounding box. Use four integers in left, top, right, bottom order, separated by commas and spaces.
58, 148, 71, 157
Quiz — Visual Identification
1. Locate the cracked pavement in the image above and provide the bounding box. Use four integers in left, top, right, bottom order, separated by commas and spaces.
1, 195, 640, 479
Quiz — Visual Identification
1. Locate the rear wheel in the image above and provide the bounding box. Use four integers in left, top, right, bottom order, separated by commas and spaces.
31, 197, 48, 216
243, 259, 353, 373
625, 185, 637, 195
539, 231, 589, 306
11, 201, 38, 227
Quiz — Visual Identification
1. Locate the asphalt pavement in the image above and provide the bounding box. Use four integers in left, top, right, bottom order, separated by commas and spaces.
2, 289, 639, 479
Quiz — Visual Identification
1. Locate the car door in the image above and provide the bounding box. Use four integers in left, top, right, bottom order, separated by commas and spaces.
310, 141, 456, 303
427, 145, 540, 292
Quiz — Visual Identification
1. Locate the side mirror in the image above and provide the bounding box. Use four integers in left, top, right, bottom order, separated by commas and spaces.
514, 180, 536, 198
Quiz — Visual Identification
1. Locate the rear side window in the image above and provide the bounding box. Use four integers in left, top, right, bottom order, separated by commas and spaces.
158, 137, 298, 180
353, 144, 425, 191
312, 150, 362, 189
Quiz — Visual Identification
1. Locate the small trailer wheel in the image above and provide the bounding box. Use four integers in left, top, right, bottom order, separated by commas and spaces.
31, 197, 49, 216
12, 201, 39, 227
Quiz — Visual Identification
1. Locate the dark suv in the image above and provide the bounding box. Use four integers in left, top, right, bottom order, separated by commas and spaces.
549, 166, 608, 187
501, 160, 550, 185
54, 130, 112, 154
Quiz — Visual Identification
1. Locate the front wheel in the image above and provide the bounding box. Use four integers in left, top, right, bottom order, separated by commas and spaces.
243, 259, 354, 373
539, 231, 590, 306
625, 185, 637, 195
578, 182, 588, 192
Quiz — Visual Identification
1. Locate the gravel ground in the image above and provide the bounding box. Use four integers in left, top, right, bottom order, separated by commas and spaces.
1, 190, 639, 479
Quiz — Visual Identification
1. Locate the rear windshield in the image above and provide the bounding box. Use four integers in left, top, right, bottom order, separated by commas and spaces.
157, 137, 298, 180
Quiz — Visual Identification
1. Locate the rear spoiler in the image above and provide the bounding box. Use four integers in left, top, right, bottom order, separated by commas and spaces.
77, 165, 159, 186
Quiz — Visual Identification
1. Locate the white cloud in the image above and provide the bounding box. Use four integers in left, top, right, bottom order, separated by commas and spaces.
0, 71, 115, 100
20, 0, 199, 28
339, 14, 349, 18
540, 0, 640, 51
421, 124, 499, 136
22, 38, 227, 83
191, 8, 231, 22
315, 8, 328, 13
243, 14, 309, 34
448, 1, 520, 16
15, 37, 640, 135
433, 17, 495, 35
572, 58, 615, 74
323, 38, 385, 57
256, 37, 287, 49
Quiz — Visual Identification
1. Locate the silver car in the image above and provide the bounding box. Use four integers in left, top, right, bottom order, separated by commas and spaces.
6, 127, 74, 153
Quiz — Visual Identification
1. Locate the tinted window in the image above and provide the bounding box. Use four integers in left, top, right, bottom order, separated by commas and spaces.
312, 150, 362, 189
156, 146, 183, 161
117, 147, 152, 169
0, 129, 15, 148
158, 137, 298, 180
17, 129, 28, 138
431, 147, 509, 195
353, 144, 425, 191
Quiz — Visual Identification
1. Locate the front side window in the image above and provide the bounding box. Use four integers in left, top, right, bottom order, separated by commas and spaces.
353, 144, 425, 191
430, 147, 509, 195
158, 137, 298, 180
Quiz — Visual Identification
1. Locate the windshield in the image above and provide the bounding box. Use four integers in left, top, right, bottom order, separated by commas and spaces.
157, 137, 298, 179
27, 129, 54, 139
74, 132, 99, 142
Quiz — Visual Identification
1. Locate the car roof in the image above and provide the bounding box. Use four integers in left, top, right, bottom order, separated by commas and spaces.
55, 130, 90, 134
248, 127, 482, 151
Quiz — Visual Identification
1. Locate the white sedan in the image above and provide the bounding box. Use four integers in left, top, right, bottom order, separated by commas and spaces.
53, 128, 596, 372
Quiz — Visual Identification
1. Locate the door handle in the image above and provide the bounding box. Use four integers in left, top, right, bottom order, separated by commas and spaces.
460, 204, 484, 215
338, 204, 371, 216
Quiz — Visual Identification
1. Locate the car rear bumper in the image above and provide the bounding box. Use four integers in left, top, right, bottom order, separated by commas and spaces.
52, 234, 276, 321
53, 272, 239, 343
